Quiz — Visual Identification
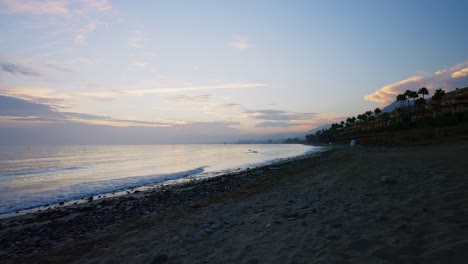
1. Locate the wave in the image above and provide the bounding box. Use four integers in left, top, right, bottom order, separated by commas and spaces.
0, 166, 205, 214
0, 166, 88, 177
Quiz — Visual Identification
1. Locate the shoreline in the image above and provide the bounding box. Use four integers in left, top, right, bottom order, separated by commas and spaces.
1, 141, 467, 263
0, 144, 322, 218
0, 146, 333, 232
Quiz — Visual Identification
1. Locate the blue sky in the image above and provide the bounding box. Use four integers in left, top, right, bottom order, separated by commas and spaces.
1, 0, 468, 144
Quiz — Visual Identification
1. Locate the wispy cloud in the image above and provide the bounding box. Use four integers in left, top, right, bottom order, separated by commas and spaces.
0, 0, 112, 15
1, 62, 40, 77
170, 94, 212, 103
243, 109, 317, 121
72, 83, 266, 102
365, 62, 468, 106
219, 103, 242, 109
255, 121, 310, 128
0, 0, 69, 15
68, 57, 99, 64
74, 22, 97, 44
0, 86, 71, 107
79, 0, 111, 12
129, 31, 147, 48
129, 83, 266, 95
228, 35, 250, 50
129, 61, 149, 68
45, 62, 72, 72
0, 95, 172, 127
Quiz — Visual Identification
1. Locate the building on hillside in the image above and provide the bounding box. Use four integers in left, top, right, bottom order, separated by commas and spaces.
440, 87, 468, 114
426, 87, 468, 117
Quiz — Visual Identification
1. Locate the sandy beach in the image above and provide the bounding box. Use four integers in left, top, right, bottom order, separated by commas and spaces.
1, 140, 467, 264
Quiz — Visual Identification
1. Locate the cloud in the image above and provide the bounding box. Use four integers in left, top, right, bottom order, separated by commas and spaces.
170, 94, 212, 103
129, 83, 266, 94
1, 62, 40, 77
452, 68, 468, 78
45, 62, 72, 72
74, 22, 97, 44
0, 0, 69, 15
79, 0, 111, 12
129, 61, 148, 68
364, 62, 468, 106
0, 0, 112, 15
0, 95, 171, 127
0, 95, 59, 117
75, 83, 266, 101
69, 58, 99, 64
0, 86, 71, 107
255, 121, 310, 128
219, 103, 242, 108
129, 31, 147, 48
243, 109, 317, 121
229, 35, 250, 50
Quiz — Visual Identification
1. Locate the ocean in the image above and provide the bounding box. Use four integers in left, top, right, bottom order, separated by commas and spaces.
0, 144, 319, 215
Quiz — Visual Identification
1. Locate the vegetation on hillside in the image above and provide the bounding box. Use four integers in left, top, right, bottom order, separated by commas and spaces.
306, 87, 468, 144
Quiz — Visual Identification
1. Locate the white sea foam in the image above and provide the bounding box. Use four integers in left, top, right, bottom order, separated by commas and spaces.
0, 167, 205, 214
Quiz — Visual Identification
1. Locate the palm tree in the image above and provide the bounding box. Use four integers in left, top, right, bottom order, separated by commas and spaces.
356, 114, 365, 130
415, 97, 426, 108
432, 88, 446, 100
409, 91, 419, 105
374, 108, 382, 128
418, 87, 429, 99
374, 108, 382, 115
396, 94, 406, 107
404, 90, 412, 106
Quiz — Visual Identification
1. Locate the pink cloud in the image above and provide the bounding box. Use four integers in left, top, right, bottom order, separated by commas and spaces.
0, 0, 112, 15
452, 68, 468, 79
0, 0, 69, 15
74, 22, 96, 44
79, 0, 111, 12
229, 35, 250, 50
364, 62, 468, 106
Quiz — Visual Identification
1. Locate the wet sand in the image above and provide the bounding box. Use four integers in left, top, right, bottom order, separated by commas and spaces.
1, 141, 467, 263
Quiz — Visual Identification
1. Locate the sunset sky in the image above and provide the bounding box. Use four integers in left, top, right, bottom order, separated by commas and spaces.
1, 0, 468, 144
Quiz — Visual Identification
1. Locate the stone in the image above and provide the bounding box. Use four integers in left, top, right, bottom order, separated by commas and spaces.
151, 254, 168, 264
380, 176, 397, 184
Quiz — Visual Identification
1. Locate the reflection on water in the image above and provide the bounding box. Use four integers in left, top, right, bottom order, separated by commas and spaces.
0, 144, 318, 214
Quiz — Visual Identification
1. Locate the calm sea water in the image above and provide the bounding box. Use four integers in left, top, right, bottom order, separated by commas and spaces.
0, 144, 319, 214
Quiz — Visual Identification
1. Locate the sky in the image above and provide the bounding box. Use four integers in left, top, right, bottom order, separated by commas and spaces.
1, 0, 468, 144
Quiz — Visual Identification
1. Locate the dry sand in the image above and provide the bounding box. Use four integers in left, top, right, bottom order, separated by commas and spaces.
1, 140, 467, 264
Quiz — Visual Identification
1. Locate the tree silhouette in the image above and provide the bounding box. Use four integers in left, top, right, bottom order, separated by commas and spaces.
374, 108, 382, 115
397, 94, 406, 107
380, 112, 390, 127
418, 87, 429, 99
432, 88, 446, 100
404, 90, 412, 106
408, 91, 419, 105
415, 97, 426, 108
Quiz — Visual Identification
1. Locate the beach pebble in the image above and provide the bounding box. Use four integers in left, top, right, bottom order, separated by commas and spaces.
380, 176, 397, 184
151, 254, 168, 264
